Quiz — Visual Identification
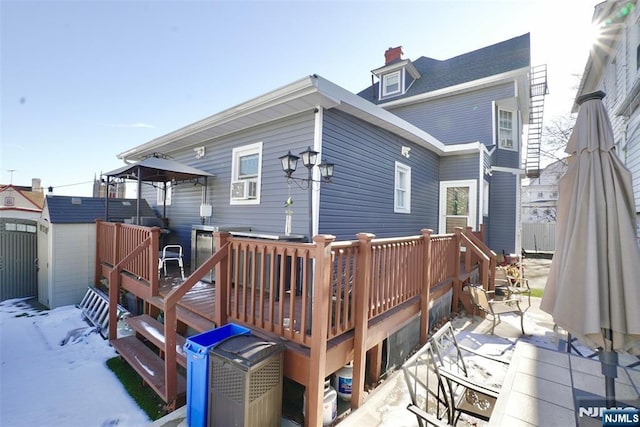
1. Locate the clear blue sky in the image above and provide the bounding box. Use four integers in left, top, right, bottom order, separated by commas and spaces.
1, 0, 598, 196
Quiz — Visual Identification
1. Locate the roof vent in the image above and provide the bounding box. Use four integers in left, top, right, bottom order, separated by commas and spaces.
71, 198, 81, 205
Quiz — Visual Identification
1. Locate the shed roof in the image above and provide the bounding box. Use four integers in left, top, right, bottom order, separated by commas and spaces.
44, 196, 156, 224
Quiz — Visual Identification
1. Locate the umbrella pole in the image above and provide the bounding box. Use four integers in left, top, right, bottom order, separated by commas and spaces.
599, 328, 618, 408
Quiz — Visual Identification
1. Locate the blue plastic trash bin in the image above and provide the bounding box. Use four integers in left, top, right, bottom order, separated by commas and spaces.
184, 323, 251, 427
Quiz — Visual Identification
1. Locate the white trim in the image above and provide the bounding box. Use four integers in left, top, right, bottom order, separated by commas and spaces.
438, 180, 477, 234
394, 161, 411, 213
312, 107, 323, 238
491, 166, 525, 175
378, 67, 529, 109
230, 142, 262, 205
119, 75, 486, 162
497, 108, 517, 151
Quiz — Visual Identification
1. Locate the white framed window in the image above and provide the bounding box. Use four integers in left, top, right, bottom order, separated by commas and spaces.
157, 182, 172, 206
498, 109, 516, 150
394, 161, 411, 213
382, 70, 401, 97
230, 142, 262, 205
498, 109, 515, 150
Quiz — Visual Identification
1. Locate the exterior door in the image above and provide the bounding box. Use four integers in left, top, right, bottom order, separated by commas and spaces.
0, 219, 38, 301
439, 180, 477, 234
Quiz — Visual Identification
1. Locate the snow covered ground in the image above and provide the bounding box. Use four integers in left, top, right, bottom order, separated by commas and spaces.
0, 298, 150, 427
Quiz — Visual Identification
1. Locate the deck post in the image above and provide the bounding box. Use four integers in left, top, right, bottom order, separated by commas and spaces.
113, 222, 121, 266
420, 229, 433, 344
214, 231, 231, 327
453, 227, 462, 313
307, 235, 335, 427
163, 304, 178, 408
352, 232, 375, 409
150, 227, 160, 296
95, 220, 102, 287
108, 267, 119, 341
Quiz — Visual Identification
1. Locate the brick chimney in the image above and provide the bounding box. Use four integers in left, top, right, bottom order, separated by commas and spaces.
32, 178, 42, 192
384, 46, 403, 65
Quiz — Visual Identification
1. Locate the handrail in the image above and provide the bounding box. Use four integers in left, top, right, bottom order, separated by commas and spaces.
161, 240, 231, 406
107, 235, 153, 341
462, 227, 497, 290
457, 230, 490, 289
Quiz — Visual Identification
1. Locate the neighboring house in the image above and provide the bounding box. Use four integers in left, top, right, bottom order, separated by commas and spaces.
521, 159, 568, 222
0, 179, 45, 301
111, 33, 545, 263
574, 0, 640, 234
37, 196, 156, 309
0, 178, 45, 220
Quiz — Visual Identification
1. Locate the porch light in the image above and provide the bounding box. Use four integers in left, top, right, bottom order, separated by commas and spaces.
279, 151, 299, 178
318, 161, 334, 182
300, 146, 319, 169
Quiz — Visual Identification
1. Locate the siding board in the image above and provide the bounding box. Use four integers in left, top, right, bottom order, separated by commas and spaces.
319, 109, 440, 240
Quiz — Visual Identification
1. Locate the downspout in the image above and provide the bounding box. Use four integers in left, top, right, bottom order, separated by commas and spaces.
312, 106, 324, 238
136, 165, 142, 225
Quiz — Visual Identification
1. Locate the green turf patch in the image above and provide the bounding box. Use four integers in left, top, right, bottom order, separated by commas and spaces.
529, 288, 544, 298
106, 357, 167, 421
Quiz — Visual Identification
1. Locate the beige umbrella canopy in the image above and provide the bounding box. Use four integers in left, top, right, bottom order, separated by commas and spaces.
541, 90, 640, 406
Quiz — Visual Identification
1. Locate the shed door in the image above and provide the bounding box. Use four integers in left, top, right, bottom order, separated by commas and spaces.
439, 180, 477, 234
0, 219, 38, 301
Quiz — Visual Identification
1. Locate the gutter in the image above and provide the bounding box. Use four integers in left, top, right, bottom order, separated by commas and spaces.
118, 74, 485, 161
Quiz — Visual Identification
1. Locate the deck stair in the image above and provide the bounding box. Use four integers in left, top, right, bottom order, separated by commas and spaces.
110, 296, 216, 406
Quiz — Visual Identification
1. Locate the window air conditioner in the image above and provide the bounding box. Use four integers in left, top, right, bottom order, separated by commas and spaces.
231, 180, 258, 200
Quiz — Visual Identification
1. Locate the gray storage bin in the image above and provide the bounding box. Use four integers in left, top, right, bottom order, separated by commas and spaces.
208, 335, 285, 427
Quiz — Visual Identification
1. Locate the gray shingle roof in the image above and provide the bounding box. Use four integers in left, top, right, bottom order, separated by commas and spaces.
358, 33, 530, 104
44, 196, 156, 224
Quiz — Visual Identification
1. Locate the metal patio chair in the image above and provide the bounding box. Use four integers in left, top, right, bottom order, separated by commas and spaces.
468, 284, 526, 335
158, 244, 185, 280
427, 321, 510, 425
402, 341, 453, 427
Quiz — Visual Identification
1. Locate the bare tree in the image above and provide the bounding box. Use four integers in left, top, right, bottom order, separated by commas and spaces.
540, 114, 575, 166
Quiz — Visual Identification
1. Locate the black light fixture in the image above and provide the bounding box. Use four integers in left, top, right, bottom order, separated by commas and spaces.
318, 161, 334, 182
279, 151, 299, 178
299, 146, 319, 169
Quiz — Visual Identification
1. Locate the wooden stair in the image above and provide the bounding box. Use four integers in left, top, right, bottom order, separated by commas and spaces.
110, 298, 217, 406
124, 314, 188, 367
110, 335, 187, 402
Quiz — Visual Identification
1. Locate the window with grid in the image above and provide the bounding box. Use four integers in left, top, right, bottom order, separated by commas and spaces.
230, 142, 262, 204
394, 161, 411, 213
498, 109, 514, 149
382, 71, 401, 97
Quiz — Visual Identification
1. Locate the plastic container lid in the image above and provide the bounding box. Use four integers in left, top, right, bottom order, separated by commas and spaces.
209, 335, 284, 370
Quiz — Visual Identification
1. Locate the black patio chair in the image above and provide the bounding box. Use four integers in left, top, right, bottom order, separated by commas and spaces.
427, 322, 510, 425
402, 341, 453, 427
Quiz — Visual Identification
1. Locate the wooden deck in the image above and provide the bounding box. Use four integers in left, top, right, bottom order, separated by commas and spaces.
98, 222, 495, 426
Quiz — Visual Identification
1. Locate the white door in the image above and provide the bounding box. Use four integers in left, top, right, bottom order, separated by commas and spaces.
439, 180, 477, 234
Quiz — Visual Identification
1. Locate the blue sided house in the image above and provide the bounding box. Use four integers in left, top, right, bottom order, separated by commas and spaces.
108, 33, 547, 265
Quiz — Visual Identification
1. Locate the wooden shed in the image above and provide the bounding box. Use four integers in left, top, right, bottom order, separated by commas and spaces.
37, 195, 156, 309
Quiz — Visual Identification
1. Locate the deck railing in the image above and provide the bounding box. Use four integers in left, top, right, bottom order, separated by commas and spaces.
98, 224, 492, 427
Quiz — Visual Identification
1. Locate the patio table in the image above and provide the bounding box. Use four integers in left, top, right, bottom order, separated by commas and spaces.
489, 341, 639, 426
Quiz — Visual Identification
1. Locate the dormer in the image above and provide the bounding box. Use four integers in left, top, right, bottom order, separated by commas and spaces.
372, 46, 421, 101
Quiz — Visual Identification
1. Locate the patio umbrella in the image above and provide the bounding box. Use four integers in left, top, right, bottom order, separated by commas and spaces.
540, 91, 640, 408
